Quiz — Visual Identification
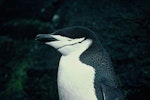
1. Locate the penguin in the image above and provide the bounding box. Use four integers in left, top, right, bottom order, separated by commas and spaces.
35, 26, 125, 100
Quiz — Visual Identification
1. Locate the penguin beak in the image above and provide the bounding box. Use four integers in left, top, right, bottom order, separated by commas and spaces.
35, 34, 57, 42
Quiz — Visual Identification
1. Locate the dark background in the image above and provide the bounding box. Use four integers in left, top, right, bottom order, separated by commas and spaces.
0, 0, 150, 100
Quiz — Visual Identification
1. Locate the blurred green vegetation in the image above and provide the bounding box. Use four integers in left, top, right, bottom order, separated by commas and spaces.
2, 61, 27, 98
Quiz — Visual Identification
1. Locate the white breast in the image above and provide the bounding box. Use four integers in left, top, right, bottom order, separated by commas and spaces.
57, 54, 98, 100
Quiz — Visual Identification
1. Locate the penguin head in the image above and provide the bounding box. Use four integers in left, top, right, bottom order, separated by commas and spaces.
35, 26, 98, 56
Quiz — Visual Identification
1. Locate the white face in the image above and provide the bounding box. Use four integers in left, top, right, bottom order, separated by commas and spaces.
45, 35, 93, 56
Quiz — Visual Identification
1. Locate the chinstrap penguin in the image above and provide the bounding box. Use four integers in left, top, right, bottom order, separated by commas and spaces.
35, 26, 125, 100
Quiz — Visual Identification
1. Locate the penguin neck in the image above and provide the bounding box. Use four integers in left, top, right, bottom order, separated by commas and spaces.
58, 39, 98, 100
60, 39, 93, 57
80, 40, 104, 67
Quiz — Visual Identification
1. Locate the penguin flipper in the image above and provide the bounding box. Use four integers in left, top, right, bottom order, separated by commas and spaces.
101, 84, 125, 100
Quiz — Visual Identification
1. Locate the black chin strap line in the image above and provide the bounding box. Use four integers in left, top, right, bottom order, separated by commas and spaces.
57, 38, 87, 49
